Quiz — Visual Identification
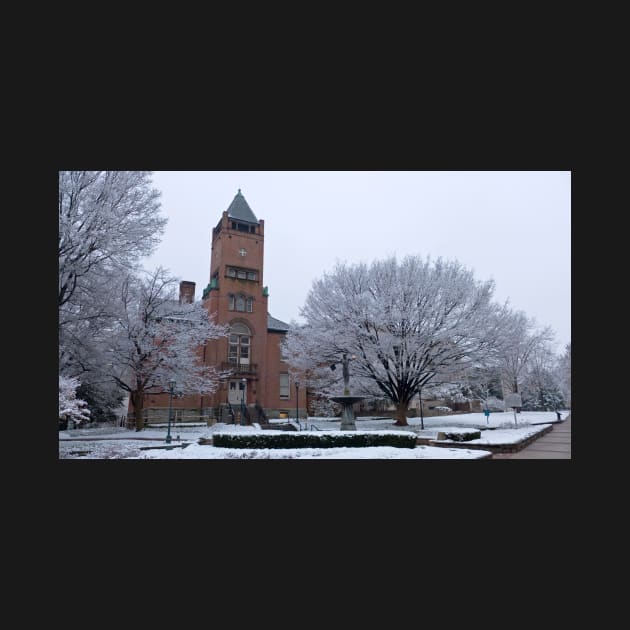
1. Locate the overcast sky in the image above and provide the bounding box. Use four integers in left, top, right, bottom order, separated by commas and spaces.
140, 171, 571, 350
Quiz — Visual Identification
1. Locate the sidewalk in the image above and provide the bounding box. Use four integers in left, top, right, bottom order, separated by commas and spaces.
492, 414, 571, 459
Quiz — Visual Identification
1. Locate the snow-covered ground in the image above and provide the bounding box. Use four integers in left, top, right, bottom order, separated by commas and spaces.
59, 410, 565, 459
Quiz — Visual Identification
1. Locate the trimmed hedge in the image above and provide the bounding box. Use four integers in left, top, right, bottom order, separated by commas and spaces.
441, 430, 481, 442
210, 432, 417, 449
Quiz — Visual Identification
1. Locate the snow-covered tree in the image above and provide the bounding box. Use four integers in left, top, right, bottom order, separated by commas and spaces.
59, 171, 166, 418
105, 268, 230, 431
495, 309, 555, 408
520, 339, 566, 411
58, 171, 165, 310
59, 375, 91, 425
555, 342, 571, 408
284, 256, 509, 426
456, 365, 504, 409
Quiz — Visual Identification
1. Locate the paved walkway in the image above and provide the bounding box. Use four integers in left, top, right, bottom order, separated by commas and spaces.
492, 414, 571, 459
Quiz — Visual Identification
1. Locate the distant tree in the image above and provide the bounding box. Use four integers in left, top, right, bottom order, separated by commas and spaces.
456, 365, 504, 409
59, 375, 91, 426
521, 340, 566, 411
495, 310, 555, 409
284, 256, 509, 425
555, 342, 571, 408
521, 383, 565, 411
105, 268, 230, 431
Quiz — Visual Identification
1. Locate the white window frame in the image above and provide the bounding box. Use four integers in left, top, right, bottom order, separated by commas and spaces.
280, 373, 290, 399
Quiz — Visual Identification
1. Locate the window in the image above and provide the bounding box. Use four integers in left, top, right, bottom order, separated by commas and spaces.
226, 266, 258, 282
229, 293, 253, 313
240, 335, 249, 360
229, 323, 251, 365
280, 373, 290, 399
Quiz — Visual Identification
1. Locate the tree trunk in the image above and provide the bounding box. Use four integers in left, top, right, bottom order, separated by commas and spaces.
393, 401, 409, 426
131, 390, 145, 431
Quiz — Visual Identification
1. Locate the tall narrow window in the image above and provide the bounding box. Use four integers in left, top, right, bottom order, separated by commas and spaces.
280, 373, 290, 399
246, 297, 253, 312
228, 334, 239, 362
229, 323, 251, 367
240, 335, 250, 361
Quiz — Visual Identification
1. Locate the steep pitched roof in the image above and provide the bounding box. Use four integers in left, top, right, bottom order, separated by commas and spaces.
267, 313, 290, 332
226, 189, 259, 223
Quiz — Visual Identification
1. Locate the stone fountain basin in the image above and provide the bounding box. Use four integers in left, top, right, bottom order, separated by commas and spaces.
330, 396, 365, 405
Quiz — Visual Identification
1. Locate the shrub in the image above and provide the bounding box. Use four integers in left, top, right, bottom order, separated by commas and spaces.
441, 430, 481, 442
59, 375, 91, 427
210, 431, 417, 449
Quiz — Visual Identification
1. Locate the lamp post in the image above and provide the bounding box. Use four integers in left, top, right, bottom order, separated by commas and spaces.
418, 386, 424, 430
166, 379, 176, 444
295, 380, 300, 429
240, 377, 247, 425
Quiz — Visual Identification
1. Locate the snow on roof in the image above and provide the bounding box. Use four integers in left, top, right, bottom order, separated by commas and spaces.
267, 313, 290, 332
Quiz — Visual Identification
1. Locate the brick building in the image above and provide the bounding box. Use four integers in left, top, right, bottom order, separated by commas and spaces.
133, 190, 304, 424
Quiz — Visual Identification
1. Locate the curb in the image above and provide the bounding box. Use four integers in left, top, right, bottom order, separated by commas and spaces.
423, 424, 554, 454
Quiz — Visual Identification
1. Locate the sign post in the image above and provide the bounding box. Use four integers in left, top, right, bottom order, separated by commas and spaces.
504, 393, 522, 427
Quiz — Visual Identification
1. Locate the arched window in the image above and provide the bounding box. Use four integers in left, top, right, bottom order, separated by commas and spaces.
228, 323, 251, 366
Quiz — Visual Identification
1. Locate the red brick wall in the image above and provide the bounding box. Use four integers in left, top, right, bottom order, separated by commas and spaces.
264, 330, 294, 411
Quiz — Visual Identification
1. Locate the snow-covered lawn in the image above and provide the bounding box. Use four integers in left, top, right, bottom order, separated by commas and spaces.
59, 410, 566, 459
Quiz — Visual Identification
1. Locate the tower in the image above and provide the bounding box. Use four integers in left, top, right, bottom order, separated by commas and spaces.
131, 189, 297, 426
202, 190, 269, 412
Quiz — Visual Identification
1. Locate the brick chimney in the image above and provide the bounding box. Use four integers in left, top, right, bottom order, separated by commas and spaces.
179, 281, 196, 304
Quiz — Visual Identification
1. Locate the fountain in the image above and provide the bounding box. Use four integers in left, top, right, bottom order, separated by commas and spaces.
329, 353, 364, 431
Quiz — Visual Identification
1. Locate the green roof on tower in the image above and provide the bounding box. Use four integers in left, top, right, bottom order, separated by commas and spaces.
226, 189, 259, 224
